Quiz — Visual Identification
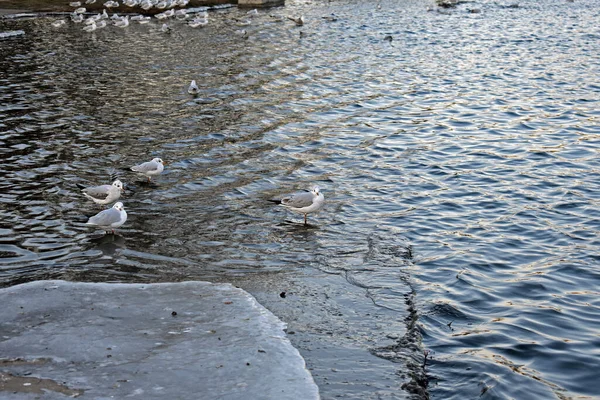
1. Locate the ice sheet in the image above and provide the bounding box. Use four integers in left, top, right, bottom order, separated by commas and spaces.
0, 280, 320, 399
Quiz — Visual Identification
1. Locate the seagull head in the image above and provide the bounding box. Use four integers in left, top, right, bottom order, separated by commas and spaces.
153, 158, 164, 165
113, 202, 124, 211
311, 186, 321, 196
112, 180, 124, 190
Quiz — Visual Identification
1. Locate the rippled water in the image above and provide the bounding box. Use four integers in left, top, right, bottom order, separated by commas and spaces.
1, 0, 600, 398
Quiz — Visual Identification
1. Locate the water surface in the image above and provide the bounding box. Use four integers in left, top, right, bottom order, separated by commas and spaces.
1, 0, 599, 398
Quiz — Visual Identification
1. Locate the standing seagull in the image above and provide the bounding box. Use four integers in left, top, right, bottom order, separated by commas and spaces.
82, 179, 124, 206
270, 186, 325, 224
131, 157, 165, 181
86, 202, 128, 234
188, 80, 199, 94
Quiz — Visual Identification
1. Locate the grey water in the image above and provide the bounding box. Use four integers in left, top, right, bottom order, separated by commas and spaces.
1, 0, 600, 398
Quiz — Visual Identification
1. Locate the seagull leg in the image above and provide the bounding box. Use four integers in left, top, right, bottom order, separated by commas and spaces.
304, 214, 307, 225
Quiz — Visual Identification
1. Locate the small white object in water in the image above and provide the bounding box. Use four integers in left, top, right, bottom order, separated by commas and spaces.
247, 8, 258, 16
83, 22, 97, 31
131, 158, 165, 181
189, 17, 208, 28
188, 80, 199, 94
71, 12, 84, 22
70, 1, 82, 6
51, 20, 66, 27
270, 186, 325, 225
86, 202, 127, 234
140, 0, 152, 10
0, 30, 26, 38
114, 16, 129, 27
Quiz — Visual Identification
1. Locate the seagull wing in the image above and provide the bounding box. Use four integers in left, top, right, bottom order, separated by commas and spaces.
131, 160, 159, 173
281, 191, 314, 208
82, 184, 112, 199
87, 208, 121, 227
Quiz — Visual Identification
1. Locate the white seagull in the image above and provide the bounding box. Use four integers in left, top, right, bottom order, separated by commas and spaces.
270, 186, 325, 224
188, 80, 199, 94
131, 157, 165, 181
82, 179, 124, 205
86, 202, 128, 234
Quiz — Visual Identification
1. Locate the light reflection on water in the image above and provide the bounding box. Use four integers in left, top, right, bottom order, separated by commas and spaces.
1, 0, 600, 398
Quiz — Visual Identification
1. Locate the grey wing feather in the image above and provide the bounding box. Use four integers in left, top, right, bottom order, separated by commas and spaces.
132, 161, 158, 173
83, 185, 111, 198
88, 208, 121, 226
281, 191, 314, 208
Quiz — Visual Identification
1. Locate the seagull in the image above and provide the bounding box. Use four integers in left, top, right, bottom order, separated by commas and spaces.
71, 12, 84, 22
269, 186, 325, 224
82, 179, 124, 206
247, 8, 258, 17
131, 157, 165, 181
189, 17, 208, 27
287, 15, 304, 26
83, 22, 97, 32
188, 80, 199, 94
114, 16, 129, 27
70, 1, 82, 6
161, 23, 172, 33
86, 202, 128, 234
74, 7, 87, 13
52, 19, 66, 27
96, 19, 107, 28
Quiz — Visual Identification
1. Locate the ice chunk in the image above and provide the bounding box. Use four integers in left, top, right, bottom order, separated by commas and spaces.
0, 280, 319, 399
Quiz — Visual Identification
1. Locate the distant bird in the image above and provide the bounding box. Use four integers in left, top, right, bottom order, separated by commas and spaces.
161, 23, 172, 33
114, 16, 129, 27
83, 22, 97, 32
52, 19, 66, 27
82, 179, 124, 205
104, 0, 119, 8
71, 12, 84, 23
74, 7, 86, 13
189, 17, 208, 28
287, 15, 304, 26
85, 0, 97, 4
269, 186, 325, 224
247, 8, 258, 17
188, 80, 199, 94
140, 0, 153, 10
131, 158, 165, 181
70, 1, 82, 6
86, 202, 127, 234
96, 19, 107, 28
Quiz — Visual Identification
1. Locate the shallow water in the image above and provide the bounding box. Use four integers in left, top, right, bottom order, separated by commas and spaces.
1, 0, 600, 398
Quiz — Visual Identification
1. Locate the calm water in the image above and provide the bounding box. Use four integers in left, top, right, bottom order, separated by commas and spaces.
1, 0, 600, 398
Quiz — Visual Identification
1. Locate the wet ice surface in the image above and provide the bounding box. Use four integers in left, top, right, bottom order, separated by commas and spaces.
0, 280, 319, 400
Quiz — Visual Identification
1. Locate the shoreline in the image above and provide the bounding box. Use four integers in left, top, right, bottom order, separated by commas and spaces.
0, 0, 235, 15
